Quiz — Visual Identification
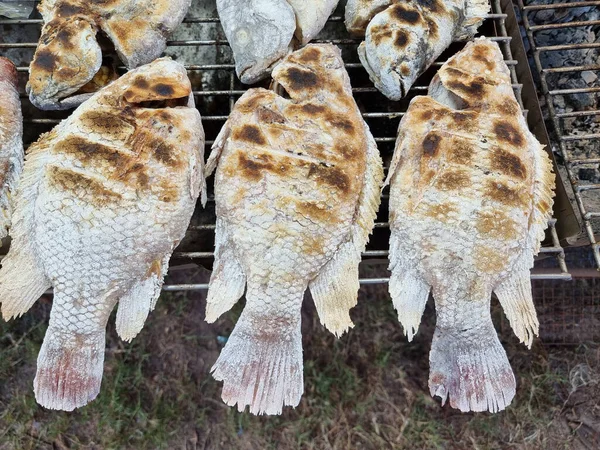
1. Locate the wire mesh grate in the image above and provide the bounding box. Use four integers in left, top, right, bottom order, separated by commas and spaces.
0, 0, 572, 292
516, 0, 600, 270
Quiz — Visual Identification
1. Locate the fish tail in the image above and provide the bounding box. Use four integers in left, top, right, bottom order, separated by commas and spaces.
211, 284, 303, 415
34, 326, 106, 411
429, 321, 515, 413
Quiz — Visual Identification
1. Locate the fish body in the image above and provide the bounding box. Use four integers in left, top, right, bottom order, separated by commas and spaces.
217, 0, 339, 83
27, 0, 191, 110
387, 38, 555, 412
0, 57, 23, 239
0, 58, 205, 411
205, 44, 383, 414
346, 0, 490, 100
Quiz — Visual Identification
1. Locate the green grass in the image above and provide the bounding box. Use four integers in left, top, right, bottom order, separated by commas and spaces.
0, 269, 596, 449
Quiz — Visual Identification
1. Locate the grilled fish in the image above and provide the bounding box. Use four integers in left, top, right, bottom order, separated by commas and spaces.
205, 44, 383, 414
346, 0, 490, 100
27, 0, 191, 110
0, 58, 205, 411
217, 0, 339, 84
386, 38, 555, 412
0, 57, 23, 240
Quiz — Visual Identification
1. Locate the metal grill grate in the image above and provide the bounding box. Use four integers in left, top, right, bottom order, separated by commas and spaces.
516, 0, 600, 270
0, 0, 572, 291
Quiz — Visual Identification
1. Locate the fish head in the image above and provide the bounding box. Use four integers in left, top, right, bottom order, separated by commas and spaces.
27, 17, 102, 110
114, 58, 194, 109
272, 44, 348, 102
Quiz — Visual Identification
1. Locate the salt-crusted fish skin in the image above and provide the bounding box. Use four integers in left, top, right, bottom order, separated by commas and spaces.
347, 0, 490, 100
27, 0, 191, 110
0, 58, 205, 411
205, 44, 383, 415
0, 57, 23, 240
387, 38, 555, 413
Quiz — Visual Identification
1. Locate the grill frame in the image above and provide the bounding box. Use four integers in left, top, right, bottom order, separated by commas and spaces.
516, 0, 600, 270
0, 0, 573, 290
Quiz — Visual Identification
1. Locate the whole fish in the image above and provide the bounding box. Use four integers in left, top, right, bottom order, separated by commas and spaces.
217, 0, 339, 84
27, 0, 191, 110
0, 58, 205, 411
0, 57, 23, 240
386, 38, 555, 412
205, 44, 384, 414
345, 0, 490, 100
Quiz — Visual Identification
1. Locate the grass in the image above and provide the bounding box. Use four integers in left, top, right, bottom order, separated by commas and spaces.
0, 265, 597, 449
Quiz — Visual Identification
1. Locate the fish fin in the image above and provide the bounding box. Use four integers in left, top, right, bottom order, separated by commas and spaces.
494, 265, 538, 349
0, 139, 51, 320
205, 220, 246, 323
388, 232, 430, 341
211, 315, 303, 415
0, 249, 49, 320
211, 283, 304, 415
116, 272, 163, 342
429, 323, 516, 413
309, 240, 360, 337
309, 129, 383, 337
205, 120, 231, 177
34, 328, 106, 411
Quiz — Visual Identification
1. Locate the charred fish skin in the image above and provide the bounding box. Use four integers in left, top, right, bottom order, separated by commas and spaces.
217, 0, 340, 84
205, 44, 383, 415
347, 0, 490, 100
27, 0, 191, 110
387, 38, 554, 413
0, 58, 205, 411
0, 57, 23, 240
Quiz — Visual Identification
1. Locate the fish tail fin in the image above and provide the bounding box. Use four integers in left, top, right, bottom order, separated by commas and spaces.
429, 322, 515, 413
494, 269, 539, 349
34, 327, 106, 411
211, 285, 303, 415
0, 248, 49, 320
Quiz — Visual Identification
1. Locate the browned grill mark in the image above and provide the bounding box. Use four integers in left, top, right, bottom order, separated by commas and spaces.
496, 100, 520, 116
491, 148, 527, 179
56, 28, 75, 49
56, 3, 86, 17
157, 179, 179, 203
32, 50, 57, 72
435, 170, 470, 190
424, 202, 457, 223
237, 152, 288, 181
238, 92, 273, 112
153, 139, 180, 167
475, 245, 507, 273
370, 25, 393, 45
485, 180, 527, 207
395, 30, 409, 48
447, 79, 484, 97
307, 163, 350, 194
153, 83, 175, 97
494, 120, 525, 147
285, 67, 318, 90
423, 133, 441, 157
400, 63, 411, 76
391, 5, 422, 24
133, 77, 149, 89
327, 114, 356, 134
257, 107, 286, 124
471, 45, 494, 70
78, 110, 135, 139
59, 135, 133, 167
299, 46, 321, 63
419, 110, 433, 121
475, 211, 519, 240
302, 103, 325, 114
449, 141, 474, 164
415, 0, 443, 13
48, 166, 122, 205
233, 124, 267, 146
297, 201, 332, 224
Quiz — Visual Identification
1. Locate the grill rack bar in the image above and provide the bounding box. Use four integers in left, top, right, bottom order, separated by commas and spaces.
0, 0, 572, 289
517, 0, 600, 270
